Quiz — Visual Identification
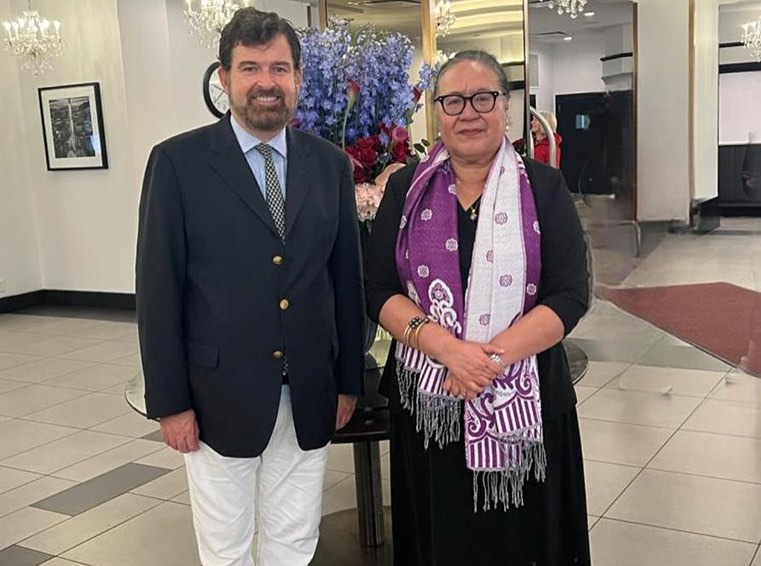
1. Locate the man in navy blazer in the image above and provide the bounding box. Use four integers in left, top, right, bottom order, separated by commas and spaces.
136, 8, 364, 565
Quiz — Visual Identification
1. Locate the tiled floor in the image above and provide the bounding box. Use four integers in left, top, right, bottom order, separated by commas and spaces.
0, 218, 760, 565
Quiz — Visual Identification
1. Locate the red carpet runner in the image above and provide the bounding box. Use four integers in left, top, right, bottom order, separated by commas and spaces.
599, 282, 761, 377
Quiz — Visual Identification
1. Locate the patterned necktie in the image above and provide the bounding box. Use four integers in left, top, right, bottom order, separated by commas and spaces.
255, 143, 286, 242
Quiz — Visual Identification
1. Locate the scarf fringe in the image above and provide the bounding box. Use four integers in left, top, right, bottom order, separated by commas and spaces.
472, 441, 547, 512
396, 360, 461, 449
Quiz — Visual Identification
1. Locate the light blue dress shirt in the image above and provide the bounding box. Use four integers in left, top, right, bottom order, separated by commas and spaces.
229, 114, 288, 200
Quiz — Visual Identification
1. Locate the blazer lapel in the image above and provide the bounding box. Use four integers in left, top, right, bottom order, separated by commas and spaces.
208, 116, 280, 239
284, 128, 312, 239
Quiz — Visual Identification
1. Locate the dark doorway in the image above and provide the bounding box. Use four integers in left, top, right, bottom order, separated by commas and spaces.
556, 90, 635, 221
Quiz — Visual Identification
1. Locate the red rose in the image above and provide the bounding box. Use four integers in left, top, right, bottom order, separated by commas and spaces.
391, 126, 409, 144
391, 140, 412, 163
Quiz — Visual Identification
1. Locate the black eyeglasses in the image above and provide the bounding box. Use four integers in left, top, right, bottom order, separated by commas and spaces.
433, 91, 504, 116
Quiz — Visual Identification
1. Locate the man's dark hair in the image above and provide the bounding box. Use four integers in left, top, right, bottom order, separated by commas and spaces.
218, 7, 301, 71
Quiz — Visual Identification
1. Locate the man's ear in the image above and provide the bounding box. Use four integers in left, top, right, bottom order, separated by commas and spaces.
218, 65, 230, 94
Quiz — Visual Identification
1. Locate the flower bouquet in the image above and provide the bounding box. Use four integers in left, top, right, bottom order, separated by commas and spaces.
294, 19, 436, 222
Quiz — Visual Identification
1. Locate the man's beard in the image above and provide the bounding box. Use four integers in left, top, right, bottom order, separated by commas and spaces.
233, 88, 293, 134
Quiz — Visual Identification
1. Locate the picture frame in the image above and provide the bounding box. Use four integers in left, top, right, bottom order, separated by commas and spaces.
38, 82, 108, 170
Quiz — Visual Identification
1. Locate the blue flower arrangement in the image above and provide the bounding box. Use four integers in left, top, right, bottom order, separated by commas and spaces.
294, 19, 437, 184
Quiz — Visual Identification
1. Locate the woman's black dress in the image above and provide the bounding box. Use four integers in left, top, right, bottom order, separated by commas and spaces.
365, 158, 592, 566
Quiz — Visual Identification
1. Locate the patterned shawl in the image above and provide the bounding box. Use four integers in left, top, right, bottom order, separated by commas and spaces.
394, 137, 546, 511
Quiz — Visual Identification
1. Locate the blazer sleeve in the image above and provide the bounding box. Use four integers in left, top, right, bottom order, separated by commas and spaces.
365, 167, 410, 323
532, 163, 590, 335
328, 155, 366, 396
135, 146, 192, 419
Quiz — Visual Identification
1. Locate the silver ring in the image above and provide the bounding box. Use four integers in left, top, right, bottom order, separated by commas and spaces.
489, 353, 505, 368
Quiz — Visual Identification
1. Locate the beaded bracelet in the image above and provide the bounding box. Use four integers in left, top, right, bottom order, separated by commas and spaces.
403, 316, 428, 347
410, 318, 431, 349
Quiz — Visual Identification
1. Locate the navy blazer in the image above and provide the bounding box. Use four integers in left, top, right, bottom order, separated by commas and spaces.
136, 116, 365, 457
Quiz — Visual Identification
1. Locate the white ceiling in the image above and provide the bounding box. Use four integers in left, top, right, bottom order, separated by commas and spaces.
528, 0, 634, 43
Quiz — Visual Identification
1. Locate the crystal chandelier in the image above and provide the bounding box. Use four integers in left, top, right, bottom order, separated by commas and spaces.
434, 0, 456, 38
742, 17, 761, 63
2, 1, 63, 76
547, 0, 587, 19
184, 0, 254, 49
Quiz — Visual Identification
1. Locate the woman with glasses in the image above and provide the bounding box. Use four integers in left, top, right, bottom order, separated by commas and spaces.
365, 50, 591, 565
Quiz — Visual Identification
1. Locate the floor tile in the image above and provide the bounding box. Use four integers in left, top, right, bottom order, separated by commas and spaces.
32, 463, 171, 516
327, 443, 354, 474
577, 388, 702, 429
0, 508, 68, 554
53, 439, 165, 483
752, 547, 761, 566
0, 545, 54, 566
6, 337, 104, 358
323, 470, 351, 492
0, 352, 38, 371
583, 460, 640, 516
170, 490, 191, 505
41, 363, 137, 392
682, 399, 761, 439
0, 466, 41, 495
639, 343, 732, 372
0, 358, 93, 384
321, 475, 390, 516
38, 559, 87, 565
0, 377, 30, 394
140, 429, 163, 442
62, 502, 198, 566
0, 385, 87, 418
576, 361, 631, 388
24, 393, 131, 429
130, 467, 188, 500
609, 468, 761, 543
567, 338, 651, 364
1, 431, 131, 475
648, 430, 761, 484
0, 476, 77, 518
134, 446, 184, 470
579, 418, 673, 467
0, 420, 78, 461
27, 318, 104, 336
590, 518, 757, 566
0, 315, 56, 332
574, 385, 599, 405
108, 353, 142, 367
57, 341, 138, 363
69, 321, 136, 341
608, 365, 726, 398
710, 371, 761, 405
20, 493, 161, 556
92, 411, 159, 439
0, 332, 53, 352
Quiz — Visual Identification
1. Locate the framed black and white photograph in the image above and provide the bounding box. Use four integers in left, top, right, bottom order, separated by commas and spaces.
38, 82, 108, 170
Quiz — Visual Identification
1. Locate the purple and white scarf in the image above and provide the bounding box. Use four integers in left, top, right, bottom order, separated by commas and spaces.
395, 136, 545, 511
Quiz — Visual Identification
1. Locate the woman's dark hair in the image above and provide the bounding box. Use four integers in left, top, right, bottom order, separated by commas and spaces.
433, 50, 510, 97
218, 7, 301, 71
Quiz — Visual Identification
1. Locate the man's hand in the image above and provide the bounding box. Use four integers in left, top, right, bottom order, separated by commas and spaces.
336, 395, 358, 430
160, 409, 200, 453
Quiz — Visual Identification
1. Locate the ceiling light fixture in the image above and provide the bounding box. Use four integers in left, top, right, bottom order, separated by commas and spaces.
742, 17, 761, 62
1, 0, 63, 76
184, 0, 253, 49
547, 0, 587, 19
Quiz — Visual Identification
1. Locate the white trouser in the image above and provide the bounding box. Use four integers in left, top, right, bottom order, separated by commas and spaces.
184, 386, 330, 566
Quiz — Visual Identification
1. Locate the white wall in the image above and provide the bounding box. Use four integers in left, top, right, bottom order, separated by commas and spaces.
635, 0, 691, 221
693, 0, 720, 202
1, 0, 308, 298
718, 3, 761, 145
530, 35, 606, 114
0, 0, 43, 297
529, 42, 555, 113
720, 72, 761, 143
552, 37, 606, 97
